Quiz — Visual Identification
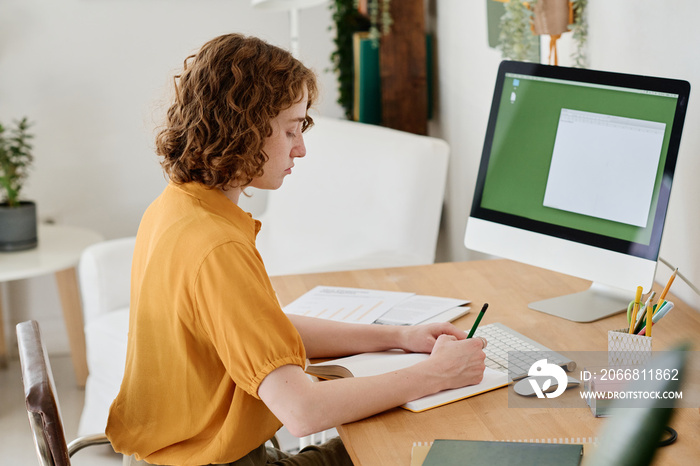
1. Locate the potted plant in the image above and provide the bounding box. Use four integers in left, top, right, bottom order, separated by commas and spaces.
0, 117, 37, 251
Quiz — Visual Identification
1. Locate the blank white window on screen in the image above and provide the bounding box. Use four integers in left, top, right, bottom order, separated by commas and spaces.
543, 108, 666, 227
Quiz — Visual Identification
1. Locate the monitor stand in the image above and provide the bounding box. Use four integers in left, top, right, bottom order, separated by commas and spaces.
529, 282, 632, 323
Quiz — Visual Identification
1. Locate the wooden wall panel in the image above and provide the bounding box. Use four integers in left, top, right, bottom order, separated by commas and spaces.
379, 0, 428, 135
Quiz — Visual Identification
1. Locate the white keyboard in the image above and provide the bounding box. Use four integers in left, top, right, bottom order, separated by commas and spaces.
474, 323, 576, 381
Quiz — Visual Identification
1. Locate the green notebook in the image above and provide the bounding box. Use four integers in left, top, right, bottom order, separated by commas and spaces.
422, 439, 583, 466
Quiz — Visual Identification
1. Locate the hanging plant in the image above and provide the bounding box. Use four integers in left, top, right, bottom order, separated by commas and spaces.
328, 0, 394, 119
569, 0, 588, 68
365, 0, 393, 46
496, 0, 587, 67
498, 0, 540, 63
329, 0, 370, 119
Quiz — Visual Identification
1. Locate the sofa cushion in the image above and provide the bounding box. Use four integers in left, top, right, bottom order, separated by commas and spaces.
78, 307, 129, 436
79, 237, 135, 325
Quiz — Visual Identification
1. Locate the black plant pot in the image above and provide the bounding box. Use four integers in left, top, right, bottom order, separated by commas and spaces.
0, 201, 38, 251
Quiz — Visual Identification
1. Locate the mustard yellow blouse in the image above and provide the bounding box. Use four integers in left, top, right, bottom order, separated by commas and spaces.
106, 182, 306, 465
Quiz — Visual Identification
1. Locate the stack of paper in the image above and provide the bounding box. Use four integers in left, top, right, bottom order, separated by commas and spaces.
283, 286, 470, 326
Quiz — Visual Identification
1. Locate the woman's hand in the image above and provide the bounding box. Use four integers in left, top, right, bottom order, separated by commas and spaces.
398, 322, 470, 354
398, 323, 488, 391
423, 334, 487, 390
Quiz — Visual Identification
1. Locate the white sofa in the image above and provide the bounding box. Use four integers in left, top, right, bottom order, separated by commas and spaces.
77, 236, 134, 436
77, 117, 450, 439
251, 116, 450, 276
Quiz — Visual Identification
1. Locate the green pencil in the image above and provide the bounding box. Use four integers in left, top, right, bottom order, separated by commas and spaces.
467, 303, 488, 338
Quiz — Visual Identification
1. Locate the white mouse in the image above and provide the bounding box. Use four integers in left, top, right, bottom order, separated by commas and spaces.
513, 375, 580, 397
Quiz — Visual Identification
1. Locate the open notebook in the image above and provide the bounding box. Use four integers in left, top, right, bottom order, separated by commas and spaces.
306, 350, 508, 412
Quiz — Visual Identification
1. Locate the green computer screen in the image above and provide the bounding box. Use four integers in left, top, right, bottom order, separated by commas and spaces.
477, 68, 683, 252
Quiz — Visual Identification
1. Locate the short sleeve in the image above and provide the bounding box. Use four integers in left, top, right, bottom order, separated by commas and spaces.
192, 241, 306, 398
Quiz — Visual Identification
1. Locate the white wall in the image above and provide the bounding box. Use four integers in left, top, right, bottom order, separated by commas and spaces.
2, 0, 699, 355
435, 0, 700, 310
586, 1, 700, 310
432, 0, 503, 265
0, 0, 340, 354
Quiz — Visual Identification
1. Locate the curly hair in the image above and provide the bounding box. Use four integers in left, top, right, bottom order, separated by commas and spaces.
156, 34, 318, 190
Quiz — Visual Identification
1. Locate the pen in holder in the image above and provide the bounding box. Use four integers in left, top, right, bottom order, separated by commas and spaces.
608, 329, 652, 367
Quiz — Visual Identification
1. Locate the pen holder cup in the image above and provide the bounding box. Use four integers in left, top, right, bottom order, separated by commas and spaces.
608, 329, 652, 367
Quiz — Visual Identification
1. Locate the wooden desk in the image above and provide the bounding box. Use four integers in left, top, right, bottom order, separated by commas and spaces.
271, 259, 700, 466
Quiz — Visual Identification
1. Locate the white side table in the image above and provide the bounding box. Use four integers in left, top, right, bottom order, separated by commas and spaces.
0, 224, 103, 386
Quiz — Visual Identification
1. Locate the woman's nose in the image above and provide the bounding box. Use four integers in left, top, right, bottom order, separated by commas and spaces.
293, 134, 306, 158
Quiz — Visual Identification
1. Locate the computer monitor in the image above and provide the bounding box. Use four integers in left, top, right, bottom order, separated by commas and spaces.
465, 61, 690, 322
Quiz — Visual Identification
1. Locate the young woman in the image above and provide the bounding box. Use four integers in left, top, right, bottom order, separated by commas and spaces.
106, 34, 487, 466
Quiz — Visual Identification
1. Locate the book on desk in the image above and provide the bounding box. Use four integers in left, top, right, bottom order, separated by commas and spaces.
411, 439, 584, 466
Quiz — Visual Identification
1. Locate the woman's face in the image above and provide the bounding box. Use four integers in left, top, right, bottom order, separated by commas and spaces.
250, 88, 309, 191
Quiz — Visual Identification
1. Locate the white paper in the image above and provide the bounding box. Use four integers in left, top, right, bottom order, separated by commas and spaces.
374, 295, 470, 325
309, 350, 426, 377
283, 286, 469, 326
282, 286, 414, 324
